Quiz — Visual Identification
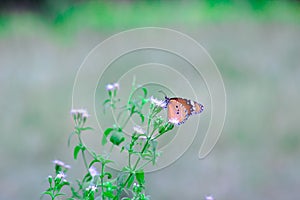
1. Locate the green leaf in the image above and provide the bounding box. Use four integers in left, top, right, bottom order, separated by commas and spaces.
102, 158, 114, 165
122, 166, 131, 173
104, 172, 112, 179
136, 169, 145, 185
116, 172, 127, 186
102, 128, 114, 145
150, 140, 158, 152
116, 127, 123, 132
142, 87, 148, 97
103, 191, 115, 198
75, 179, 83, 189
89, 159, 101, 168
103, 99, 111, 105
61, 181, 70, 186
153, 117, 164, 130
110, 131, 125, 146
73, 145, 82, 160
141, 98, 148, 106
68, 131, 76, 147
130, 105, 136, 116
127, 174, 135, 188
150, 140, 158, 165
104, 127, 114, 136
158, 122, 174, 134
141, 152, 152, 158
139, 113, 145, 123
70, 187, 81, 199
92, 154, 114, 165
90, 151, 97, 159
121, 146, 125, 152
82, 172, 92, 182
79, 127, 93, 131
127, 100, 133, 106
42, 191, 53, 196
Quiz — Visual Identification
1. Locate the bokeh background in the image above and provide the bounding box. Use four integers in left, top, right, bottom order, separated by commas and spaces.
1, 0, 300, 199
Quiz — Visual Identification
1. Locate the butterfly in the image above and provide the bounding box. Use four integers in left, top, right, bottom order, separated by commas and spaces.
164, 96, 204, 125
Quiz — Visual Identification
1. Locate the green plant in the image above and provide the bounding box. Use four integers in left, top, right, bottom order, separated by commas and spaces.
42, 81, 176, 200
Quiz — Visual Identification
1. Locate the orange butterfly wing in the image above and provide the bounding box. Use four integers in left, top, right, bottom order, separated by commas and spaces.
192, 101, 204, 114
166, 97, 204, 125
167, 99, 189, 125
172, 98, 193, 115
170, 97, 204, 115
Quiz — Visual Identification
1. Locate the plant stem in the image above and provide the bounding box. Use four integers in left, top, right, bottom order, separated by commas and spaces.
81, 150, 88, 171
77, 132, 88, 171
137, 160, 152, 170
121, 129, 155, 194
133, 137, 149, 171
122, 113, 132, 128
129, 151, 132, 169
101, 162, 105, 200
117, 173, 133, 198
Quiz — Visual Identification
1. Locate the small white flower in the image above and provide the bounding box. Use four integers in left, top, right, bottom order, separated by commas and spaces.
71, 109, 89, 122
70, 109, 78, 115
56, 172, 66, 179
82, 112, 89, 119
150, 96, 166, 108
205, 195, 214, 200
89, 166, 99, 177
53, 160, 71, 169
64, 164, 71, 169
78, 109, 88, 115
133, 126, 145, 135
86, 185, 97, 191
113, 83, 120, 89
106, 82, 120, 91
168, 118, 179, 125
106, 84, 115, 91
139, 135, 147, 140
133, 126, 150, 139
53, 160, 65, 167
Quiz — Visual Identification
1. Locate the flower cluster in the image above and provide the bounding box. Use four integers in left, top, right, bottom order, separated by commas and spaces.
70, 109, 89, 125
53, 160, 71, 169
89, 166, 99, 177
133, 126, 150, 140
106, 82, 119, 91
150, 96, 166, 108
133, 126, 146, 135
71, 109, 89, 119
52, 160, 71, 178
205, 195, 214, 200
86, 185, 97, 192
56, 172, 66, 179
43, 160, 71, 199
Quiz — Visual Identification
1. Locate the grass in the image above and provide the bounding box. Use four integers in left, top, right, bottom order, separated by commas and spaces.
0, 0, 299, 37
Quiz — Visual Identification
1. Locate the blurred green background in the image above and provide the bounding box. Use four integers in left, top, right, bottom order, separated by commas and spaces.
1, 0, 300, 199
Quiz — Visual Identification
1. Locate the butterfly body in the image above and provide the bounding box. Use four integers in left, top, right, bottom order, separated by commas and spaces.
164, 97, 204, 125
